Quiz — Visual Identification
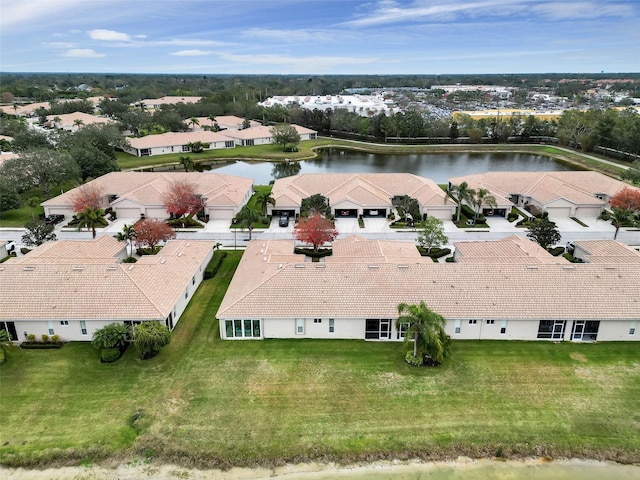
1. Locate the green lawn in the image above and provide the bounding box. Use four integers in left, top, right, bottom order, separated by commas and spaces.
1, 252, 640, 469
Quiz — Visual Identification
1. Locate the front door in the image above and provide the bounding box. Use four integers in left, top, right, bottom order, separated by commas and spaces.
571, 320, 585, 340
552, 320, 566, 340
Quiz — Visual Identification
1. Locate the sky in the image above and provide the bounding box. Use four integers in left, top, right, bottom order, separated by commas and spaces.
1, 0, 639, 75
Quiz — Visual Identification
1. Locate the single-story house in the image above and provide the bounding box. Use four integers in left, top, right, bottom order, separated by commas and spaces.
453, 235, 568, 264
45, 111, 114, 131
136, 96, 202, 110
188, 116, 261, 131
221, 124, 317, 146
0, 102, 51, 117
0, 237, 215, 341
123, 131, 236, 157
269, 173, 457, 220
571, 240, 640, 264
42, 171, 254, 222
216, 236, 640, 342
448, 171, 637, 219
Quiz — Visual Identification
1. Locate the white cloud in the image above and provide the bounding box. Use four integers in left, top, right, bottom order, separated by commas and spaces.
0, 0, 86, 29
531, 2, 634, 20
62, 48, 105, 58
342, 0, 508, 27
243, 28, 333, 43
159, 39, 225, 47
89, 29, 131, 42
170, 49, 211, 56
43, 41, 75, 49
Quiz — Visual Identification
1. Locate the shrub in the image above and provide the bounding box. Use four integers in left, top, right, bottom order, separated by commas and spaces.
20, 247, 31, 255
51, 334, 60, 344
41, 334, 49, 343
405, 351, 423, 366
417, 247, 451, 259
293, 247, 333, 258
27, 333, 36, 342
166, 217, 204, 228
204, 250, 227, 279
133, 321, 171, 360
445, 256, 456, 262
547, 246, 565, 256
122, 256, 137, 263
100, 348, 122, 363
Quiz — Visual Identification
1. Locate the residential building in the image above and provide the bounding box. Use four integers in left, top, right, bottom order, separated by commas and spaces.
136, 96, 202, 110
187, 115, 261, 131
45, 111, 114, 131
449, 171, 637, 219
0, 237, 215, 341
123, 131, 235, 157
221, 124, 317, 146
217, 236, 640, 342
42, 171, 254, 222
269, 173, 456, 220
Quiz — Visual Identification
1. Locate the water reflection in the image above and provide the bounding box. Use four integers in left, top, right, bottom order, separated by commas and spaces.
191, 150, 581, 185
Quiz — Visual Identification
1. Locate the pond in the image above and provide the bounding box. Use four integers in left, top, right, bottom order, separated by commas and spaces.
195, 150, 582, 185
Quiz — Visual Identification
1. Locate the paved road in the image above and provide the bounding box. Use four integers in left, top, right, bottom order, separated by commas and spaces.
2, 214, 638, 253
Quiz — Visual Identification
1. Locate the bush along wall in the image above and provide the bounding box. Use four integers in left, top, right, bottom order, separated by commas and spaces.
204, 250, 228, 279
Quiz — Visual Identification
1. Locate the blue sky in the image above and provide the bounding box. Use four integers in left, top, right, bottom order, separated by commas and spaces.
1, 0, 639, 74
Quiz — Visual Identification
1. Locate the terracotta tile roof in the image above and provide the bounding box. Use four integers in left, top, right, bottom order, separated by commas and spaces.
217, 237, 640, 321
0, 239, 215, 321
46, 112, 113, 127
574, 240, 640, 264
42, 172, 253, 210
454, 235, 568, 264
449, 171, 637, 207
126, 131, 232, 149
272, 173, 455, 209
11, 236, 123, 265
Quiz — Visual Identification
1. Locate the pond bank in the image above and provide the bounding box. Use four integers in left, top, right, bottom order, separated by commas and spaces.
3, 458, 639, 480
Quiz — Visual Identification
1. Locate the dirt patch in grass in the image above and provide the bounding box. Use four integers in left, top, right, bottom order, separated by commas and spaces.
570, 352, 588, 363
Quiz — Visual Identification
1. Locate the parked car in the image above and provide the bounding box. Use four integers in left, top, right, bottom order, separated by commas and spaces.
44, 214, 64, 225
279, 215, 289, 227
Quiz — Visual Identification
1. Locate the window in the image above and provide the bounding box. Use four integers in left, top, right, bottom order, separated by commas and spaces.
182, 145, 189, 152
192, 276, 196, 285
630, 321, 637, 336
296, 319, 304, 335
486, 319, 495, 325
314, 318, 322, 324
537, 320, 563, 339
47, 321, 54, 335
80, 321, 87, 336
225, 140, 234, 148
329, 319, 335, 333
60, 320, 69, 326
468, 319, 477, 325
245, 139, 254, 146
454, 320, 461, 335
225, 319, 260, 339
397, 322, 406, 340
501, 320, 508, 335
185, 290, 188, 299
365, 319, 391, 339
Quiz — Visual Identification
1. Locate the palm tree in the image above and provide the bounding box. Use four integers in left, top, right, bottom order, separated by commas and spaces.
236, 205, 261, 240
255, 190, 275, 217
133, 321, 171, 359
610, 207, 633, 240
471, 188, 497, 225
0, 329, 15, 364
188, 117, 200, 131
116, 224, 137, 256
73, 119, 84, 129
179, 155, 194, 172
397, 301, 451, 365
91, 323, 131, 351
52, 116, 61, 129
450, 182, 475, 222
76, 207, 107, 238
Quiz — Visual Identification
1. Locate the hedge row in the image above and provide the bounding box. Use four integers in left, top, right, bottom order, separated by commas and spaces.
417, 247, 452, 259
293, 247, 333, 258
204, 250, 228, 279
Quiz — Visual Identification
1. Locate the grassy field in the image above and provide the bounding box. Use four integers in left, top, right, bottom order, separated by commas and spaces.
1, 250, 639, 469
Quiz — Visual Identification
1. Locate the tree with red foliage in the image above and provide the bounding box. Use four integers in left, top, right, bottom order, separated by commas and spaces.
134, 219, 175, 252
293, 214, 338, 252
610, 187, 640, 213
163, 180, 203, 219
70, 184, 104, 212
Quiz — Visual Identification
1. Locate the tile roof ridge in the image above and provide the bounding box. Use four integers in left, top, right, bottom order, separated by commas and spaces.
218, 262, 289, 315
121, 264, 166, 317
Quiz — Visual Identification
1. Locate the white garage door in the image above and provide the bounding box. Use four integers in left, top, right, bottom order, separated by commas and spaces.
574, 206, 602, 218
546, 207, 572, 219
116, 208, 141, 219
